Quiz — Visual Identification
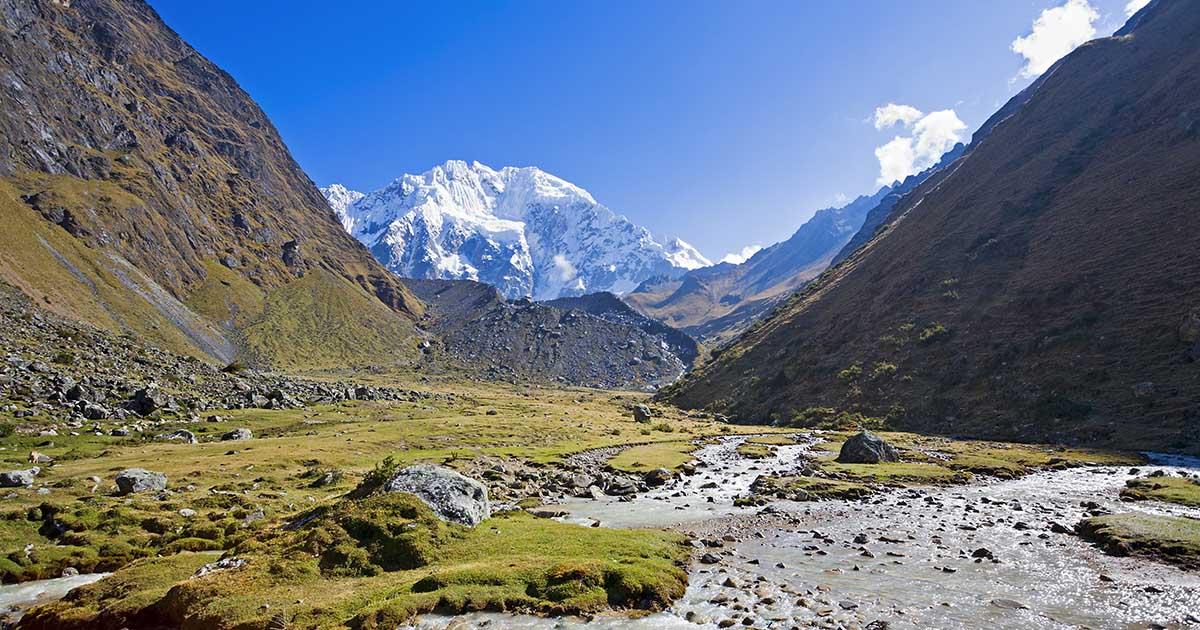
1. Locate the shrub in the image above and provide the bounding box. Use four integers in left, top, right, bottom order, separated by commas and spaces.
919, 323, 949, 343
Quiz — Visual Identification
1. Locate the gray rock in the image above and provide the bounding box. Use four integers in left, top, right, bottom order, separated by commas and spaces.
221, 428, 252, 441
633, 404, 653, 423
1132, 382, 1156, 401
157, 429, 197, 444
0, 468, 39, 487
82, 403, 108, 420
115, 468, 167, 495
836, 431, 899, 464
381, 464, 490, 527
644, 468, 673, 487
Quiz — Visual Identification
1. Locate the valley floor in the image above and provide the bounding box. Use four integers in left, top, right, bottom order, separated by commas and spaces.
0, 380, 1196, 629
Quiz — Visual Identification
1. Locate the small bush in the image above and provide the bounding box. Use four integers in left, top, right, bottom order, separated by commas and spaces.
919, 323, 949, 343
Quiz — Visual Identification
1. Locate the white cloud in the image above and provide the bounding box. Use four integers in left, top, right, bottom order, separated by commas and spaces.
871, 105, 966, 186
719, 245, 762, 265
551, 254, 576, 282
1124, 0, 1150, 17
1010, 0, 1099, 79
873, 103, 923, 130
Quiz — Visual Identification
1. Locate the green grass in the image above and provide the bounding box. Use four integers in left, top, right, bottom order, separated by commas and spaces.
735, 442, 775, 460
1120, 476, 1200, 508
0, 384, 787, 584
746, 476, 876, 503
1077, 513, 1200, 570
607, 441, 700, 473
241, 269, 419, 369
22, 494, 689, 630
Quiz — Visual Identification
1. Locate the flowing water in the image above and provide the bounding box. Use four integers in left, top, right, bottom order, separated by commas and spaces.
0, 572, 108, 622
414, 437, 1200, 629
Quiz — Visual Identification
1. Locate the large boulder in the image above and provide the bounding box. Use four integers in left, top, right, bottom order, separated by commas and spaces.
0, 468, 39, 487
633, 405, 653, 423
644, 468, 673, 487
115, 468, 167, 495
221, 428, 252, 441
382, 464, 490, 527
836, 431, 900, 464
156, 429, 197, 444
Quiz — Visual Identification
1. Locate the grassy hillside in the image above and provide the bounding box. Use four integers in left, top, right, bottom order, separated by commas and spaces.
0, 0, 422, 368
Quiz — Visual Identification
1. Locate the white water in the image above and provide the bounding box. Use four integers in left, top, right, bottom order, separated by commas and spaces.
0, 572, 108, 619
413, 439, 1200, 629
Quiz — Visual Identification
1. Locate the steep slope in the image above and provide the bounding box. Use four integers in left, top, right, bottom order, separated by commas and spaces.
624, 188, 889, 345
406, 280, 687, 389
666, 0, 1200, 453
831, 144, 965, 266
0, 0, 423, 368
322, 161, 709, 300
544, 292, 699, 366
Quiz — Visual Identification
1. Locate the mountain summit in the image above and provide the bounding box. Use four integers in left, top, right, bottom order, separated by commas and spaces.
322, 161, 709, 300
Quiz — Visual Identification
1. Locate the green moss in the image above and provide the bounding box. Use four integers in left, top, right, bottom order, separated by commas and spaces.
1120, 476, 1200, 508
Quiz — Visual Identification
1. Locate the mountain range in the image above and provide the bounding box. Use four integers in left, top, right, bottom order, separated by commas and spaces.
622, 143, 965, 346
665, 0, 1200, 453
322, 161, 709, 300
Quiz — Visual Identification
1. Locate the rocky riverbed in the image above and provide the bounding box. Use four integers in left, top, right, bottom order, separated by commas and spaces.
411, 438, 1200, 629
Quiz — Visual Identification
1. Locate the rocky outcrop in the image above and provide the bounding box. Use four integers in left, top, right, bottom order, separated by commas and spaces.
836, 432, 900, 464
382, 465, 491, 527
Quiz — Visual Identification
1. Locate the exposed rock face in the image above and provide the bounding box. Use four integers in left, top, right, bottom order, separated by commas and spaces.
382, 465, 490, 527
0, 468, 39, 488
836, 432, 899, 464
115, 469, 167, 495
667, 0, 1200, 453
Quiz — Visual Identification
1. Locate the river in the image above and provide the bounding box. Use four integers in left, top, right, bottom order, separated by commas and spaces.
413, 436, 1200, 629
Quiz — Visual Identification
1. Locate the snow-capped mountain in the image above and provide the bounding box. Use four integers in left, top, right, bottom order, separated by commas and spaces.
321, 160, 710, 300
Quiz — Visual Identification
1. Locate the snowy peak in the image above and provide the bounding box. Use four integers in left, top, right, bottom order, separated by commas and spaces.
322, 161, 706, 300
663, 237, 712, 270
319, 183, 364, 233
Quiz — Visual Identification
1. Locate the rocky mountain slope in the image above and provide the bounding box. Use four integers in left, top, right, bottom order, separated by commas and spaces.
322, 161, 709, 300
0, 0, 424, 369
406, 280, 687, 389
665, 0, 1200, 453
544, 292, 699, 366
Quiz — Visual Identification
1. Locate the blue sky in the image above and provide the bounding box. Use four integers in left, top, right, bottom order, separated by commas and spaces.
149, 0, 1141, 262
